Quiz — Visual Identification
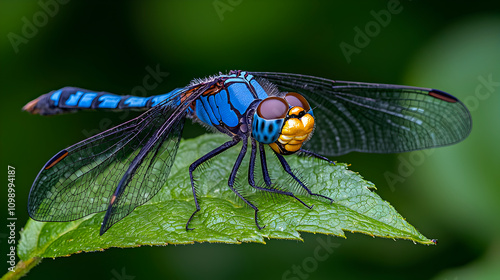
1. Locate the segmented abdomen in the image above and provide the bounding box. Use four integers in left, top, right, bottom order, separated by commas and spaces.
23, 87, 183, 116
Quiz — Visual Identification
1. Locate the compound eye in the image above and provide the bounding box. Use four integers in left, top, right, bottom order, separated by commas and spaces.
257, 97, 288, 120
285, 92, 310, 111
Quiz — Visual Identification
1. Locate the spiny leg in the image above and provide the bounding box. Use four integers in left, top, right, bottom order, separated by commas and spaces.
247, 139, 313, 209
186, 138, 240, 230
299, 149, 336, 165
228, 137, 266, 230
274, 152, 334, 204
258, 143, 272, 187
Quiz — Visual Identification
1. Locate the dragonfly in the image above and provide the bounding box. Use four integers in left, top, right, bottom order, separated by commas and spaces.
24, 70, 472, 235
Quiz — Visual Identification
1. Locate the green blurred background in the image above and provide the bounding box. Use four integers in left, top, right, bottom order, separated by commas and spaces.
1, 0, 499, 279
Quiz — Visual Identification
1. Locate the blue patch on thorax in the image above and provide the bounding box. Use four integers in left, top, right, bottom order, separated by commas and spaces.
250, 79, 269, 100
226, 83, 256, 115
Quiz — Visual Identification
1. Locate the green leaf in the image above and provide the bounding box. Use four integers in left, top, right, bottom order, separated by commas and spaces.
18, 133, 434, 260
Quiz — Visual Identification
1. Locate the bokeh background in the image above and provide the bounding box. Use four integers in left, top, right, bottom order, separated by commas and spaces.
1, 1, 499, 279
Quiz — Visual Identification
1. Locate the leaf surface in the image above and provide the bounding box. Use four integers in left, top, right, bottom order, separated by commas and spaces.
19, 134, 433, 260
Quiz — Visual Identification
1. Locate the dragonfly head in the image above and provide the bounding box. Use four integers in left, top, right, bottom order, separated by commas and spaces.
252, 93, 314, 155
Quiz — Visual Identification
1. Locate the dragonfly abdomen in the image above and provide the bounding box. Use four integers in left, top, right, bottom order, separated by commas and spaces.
23, 87, 184, 116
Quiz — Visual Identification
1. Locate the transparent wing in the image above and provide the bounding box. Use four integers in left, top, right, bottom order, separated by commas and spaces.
28, 85, 208, 233
99, 108, 186, 234
251, 72, 472, 156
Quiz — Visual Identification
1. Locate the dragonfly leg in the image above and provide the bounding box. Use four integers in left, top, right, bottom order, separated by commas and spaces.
274, 152, 334, 204
247, 139, 313, 209
186, 138, 240, 231
228, 137, 266, 230
298, 149, 335, 165
258, 143, 272, 187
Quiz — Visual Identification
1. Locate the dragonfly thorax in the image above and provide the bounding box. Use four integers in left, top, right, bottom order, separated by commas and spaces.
251, 93, 314, 155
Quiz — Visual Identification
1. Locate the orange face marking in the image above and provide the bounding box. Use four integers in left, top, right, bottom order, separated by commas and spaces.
288, 106, 303, 116
273, 107, 315, 154
269, 143, 281, 154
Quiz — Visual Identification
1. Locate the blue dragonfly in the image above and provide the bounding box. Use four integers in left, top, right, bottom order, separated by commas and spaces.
24, 70, 472, 235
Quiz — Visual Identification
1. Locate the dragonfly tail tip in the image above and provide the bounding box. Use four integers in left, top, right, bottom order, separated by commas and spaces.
22, 96, 42, 114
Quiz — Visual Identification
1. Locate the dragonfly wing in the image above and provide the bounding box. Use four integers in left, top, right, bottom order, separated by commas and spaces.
251, 72, 472, 156
28, 86, 205, 232
100, 108, 186, 234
